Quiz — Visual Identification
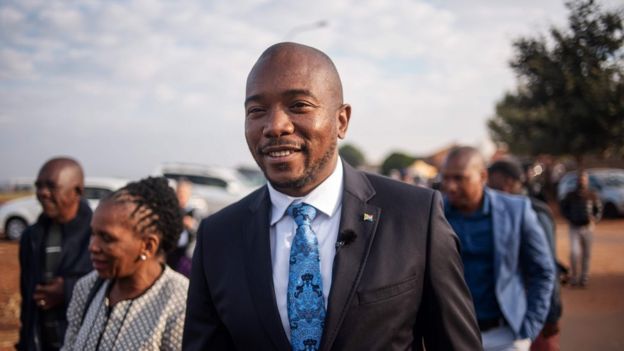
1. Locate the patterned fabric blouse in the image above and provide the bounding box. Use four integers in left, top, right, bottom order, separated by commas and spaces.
62, 266, 188, 351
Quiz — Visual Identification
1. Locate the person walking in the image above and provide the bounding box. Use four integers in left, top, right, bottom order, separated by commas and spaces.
560, 171, 602, 287
17, 157, 93, 351
182, 42, 481, 351
441, 147, 555, 351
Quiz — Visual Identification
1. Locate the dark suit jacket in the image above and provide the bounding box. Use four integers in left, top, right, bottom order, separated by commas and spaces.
17, 199, 93, 351
183, 162, 481, 350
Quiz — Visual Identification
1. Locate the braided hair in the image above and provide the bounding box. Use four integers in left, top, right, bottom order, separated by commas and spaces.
107, 176, 183, 254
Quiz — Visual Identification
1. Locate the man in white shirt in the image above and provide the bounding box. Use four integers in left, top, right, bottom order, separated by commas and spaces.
183, 42, 481, 351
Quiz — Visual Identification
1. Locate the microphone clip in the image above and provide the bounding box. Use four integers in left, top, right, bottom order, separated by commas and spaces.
335, 230, 357, 250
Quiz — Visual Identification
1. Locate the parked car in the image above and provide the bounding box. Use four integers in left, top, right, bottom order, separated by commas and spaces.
0, 177, 129, 240
557, 168, 624, 218
156, 163, 260, 215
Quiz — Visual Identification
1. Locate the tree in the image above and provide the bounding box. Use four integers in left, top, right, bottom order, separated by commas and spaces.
488, 0, 624, 167
339, 143, 366, 168
380, 151, 415, 176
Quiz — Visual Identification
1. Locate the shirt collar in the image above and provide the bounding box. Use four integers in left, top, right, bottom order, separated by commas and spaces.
267, 158, 344, 225
444, 189, 491, 217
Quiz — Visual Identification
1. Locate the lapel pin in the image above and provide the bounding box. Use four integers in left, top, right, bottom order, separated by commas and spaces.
363, 213, 374, 222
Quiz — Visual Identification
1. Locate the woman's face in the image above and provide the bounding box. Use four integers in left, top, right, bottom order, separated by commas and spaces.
89, 201, 146, 280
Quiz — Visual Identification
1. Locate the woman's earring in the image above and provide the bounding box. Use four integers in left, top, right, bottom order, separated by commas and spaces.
140, 253, 147, 261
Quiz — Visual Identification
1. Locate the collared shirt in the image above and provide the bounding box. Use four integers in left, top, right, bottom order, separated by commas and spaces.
267, 159, 344, 339
444, 192, 501, 321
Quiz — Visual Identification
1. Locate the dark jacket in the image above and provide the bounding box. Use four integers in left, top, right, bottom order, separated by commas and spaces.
530, 198, 562, 324
17, 199, 93, 351
183, 161, 482, 351
560, 189, 602, 226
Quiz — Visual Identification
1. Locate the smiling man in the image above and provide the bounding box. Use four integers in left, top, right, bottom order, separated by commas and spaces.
183, 42, 481, 351
17, 157, 93, 351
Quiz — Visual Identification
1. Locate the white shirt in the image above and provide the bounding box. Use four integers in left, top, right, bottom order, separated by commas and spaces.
267, 159, 344, 339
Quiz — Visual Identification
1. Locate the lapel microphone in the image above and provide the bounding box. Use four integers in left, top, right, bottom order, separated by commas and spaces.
335, 230, 357, 250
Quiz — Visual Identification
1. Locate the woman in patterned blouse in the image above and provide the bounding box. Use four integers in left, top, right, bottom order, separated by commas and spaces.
62, 177, 189, 350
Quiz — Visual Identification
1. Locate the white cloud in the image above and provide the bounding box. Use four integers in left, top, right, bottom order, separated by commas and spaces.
0, 48, 36, 79
0, 0, 595, 178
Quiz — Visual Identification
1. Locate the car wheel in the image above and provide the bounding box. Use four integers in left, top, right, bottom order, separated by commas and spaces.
5, 217, 27, 241
603, 203, 619, 218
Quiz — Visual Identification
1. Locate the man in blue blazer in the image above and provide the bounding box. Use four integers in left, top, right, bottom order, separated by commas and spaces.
441, 147, 555, 351
183, 42, 482, 350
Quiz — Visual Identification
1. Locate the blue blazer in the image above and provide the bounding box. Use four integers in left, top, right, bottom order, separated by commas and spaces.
487, 188, 555, 340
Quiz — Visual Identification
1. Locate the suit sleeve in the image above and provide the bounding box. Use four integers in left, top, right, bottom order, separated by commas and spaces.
182, 220, 235, 350
519, 199, 556, 340
418, 191, 482, 351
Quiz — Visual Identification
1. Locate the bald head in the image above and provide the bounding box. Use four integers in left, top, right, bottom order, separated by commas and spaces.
443, 146, 486, 173
441, 146, 487, 213
40, 157, 84, 184
35, 157, 84, 223
244, 42, 351, 197
247, 42, 344, 106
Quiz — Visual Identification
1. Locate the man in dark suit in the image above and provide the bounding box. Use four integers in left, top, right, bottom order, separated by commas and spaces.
183, 42, 481, 351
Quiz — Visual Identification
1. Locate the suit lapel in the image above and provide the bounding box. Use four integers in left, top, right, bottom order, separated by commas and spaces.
243, 187, 291, 351
321, 162, 380, 351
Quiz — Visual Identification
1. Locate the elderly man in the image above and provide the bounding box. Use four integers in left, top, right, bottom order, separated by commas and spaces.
441, 147, 555, 351
17, 157, 93, 351
183, 43, 481, 350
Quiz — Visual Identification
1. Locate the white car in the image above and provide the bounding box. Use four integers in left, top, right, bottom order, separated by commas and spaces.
156, 163, 260, 215
0, 177, 129, 240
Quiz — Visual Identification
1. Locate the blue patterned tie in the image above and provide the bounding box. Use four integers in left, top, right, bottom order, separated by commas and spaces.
287, 202, 326, 351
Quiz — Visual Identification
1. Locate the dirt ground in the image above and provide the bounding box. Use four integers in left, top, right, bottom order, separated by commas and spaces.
0, 218, 622, 350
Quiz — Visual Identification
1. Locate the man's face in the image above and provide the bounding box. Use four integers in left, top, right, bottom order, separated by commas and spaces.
244, 52, 350, 196
578, 172, 589, 190
441, 156, 485, 211
176, 182, 192, 208
35, 163, 81, 222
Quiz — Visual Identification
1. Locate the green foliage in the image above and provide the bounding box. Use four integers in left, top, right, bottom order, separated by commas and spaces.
339, 143, 367, 168
380, 151, 415, 176
488, 0, 624, 163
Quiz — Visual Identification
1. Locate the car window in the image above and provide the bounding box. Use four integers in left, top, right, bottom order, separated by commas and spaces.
602, 175, 624, 187
84, 187, 113, 200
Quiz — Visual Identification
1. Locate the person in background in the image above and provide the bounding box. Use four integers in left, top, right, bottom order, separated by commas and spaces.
62, 177, 188, 350
488, 159, 562, 351
18, 157, 93, 351
167, 178, 198, 277
559, 170, 602, 288
441, 146, 555, 351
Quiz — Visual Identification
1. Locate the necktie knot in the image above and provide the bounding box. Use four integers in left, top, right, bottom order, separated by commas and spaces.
287, 202, 317, 225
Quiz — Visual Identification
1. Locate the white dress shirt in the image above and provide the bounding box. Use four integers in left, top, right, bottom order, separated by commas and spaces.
267, 159, 344, 339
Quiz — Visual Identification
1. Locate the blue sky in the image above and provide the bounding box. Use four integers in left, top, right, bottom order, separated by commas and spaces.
0, 0, 620, 179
